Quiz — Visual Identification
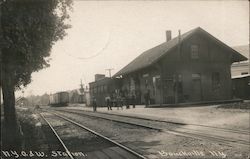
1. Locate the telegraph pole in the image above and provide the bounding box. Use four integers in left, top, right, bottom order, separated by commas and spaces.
79, 79, 84, 103
106, 68, 114, 78
79, 79, 84, 94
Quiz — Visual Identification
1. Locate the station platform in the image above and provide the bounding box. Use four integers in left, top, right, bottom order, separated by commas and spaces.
65, 103, 249, 130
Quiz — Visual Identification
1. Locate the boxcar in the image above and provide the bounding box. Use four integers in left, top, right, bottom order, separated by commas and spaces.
49, 91, 69, 106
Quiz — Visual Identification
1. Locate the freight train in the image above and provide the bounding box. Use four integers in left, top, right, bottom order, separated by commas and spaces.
49, 91, 69, 106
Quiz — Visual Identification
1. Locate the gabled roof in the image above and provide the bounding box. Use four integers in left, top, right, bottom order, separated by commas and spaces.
114, 27, 247, 77
232, 44, 249, 60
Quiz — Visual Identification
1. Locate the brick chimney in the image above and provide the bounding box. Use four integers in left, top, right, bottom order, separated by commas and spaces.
166, 30, 172, 42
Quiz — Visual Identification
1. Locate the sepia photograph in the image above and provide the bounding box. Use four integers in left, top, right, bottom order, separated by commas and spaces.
0, 0, 249, 158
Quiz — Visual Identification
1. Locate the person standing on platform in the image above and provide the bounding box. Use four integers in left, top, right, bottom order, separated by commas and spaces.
92, 96, 97, 112
105, 95, 111, 110
113, 93, 117, 110
144, 90, 150, 107
131, 94, 136, 108
117, 95, 123, 110
121, 92, 125, 110
125, 94, 130, 109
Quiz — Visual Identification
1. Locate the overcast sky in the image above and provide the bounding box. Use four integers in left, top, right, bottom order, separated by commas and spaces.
17, 0, 249, 97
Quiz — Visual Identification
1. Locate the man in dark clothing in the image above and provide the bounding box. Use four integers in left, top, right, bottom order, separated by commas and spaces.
92, 96, 97, 112
131, 94, 136, 108
144, 90, 150, 107
105, 95, 111, 110
117, 95, 123, 110
125, 94, 130, 109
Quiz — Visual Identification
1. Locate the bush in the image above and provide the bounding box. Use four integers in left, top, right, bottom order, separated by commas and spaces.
16, 108, 45, 150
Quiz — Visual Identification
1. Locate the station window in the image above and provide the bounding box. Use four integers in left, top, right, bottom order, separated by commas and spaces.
104, 85, 107, 92
97, 86, 100, 94
191, 44, 199, 59
100, 85, 104, 93
145, 79, 148, 89
212, 72, 220, 90
192, 73, 201, 80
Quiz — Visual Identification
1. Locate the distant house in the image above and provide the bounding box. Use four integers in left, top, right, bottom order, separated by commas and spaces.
231, 44, 249, 76
231, 45, 249, 100
68, 87, 91, 104
113, 27, 247, 104
69, 89, 83, 103
232, 74, 250, 99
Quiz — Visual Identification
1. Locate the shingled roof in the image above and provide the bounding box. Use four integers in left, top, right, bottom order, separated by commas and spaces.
114, 27, 247, 77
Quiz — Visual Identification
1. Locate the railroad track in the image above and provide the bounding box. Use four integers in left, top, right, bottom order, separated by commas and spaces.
40, 113, 74, 159
50, 108, 250, 148
40, 112, 146, 159
76, 109, 250, 135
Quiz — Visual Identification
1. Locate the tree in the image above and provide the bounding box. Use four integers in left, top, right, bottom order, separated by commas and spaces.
0, 0, 72, 148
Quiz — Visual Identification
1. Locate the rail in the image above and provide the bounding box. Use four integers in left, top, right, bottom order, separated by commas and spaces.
40, 113, 75, 159
51, 112, 147, 159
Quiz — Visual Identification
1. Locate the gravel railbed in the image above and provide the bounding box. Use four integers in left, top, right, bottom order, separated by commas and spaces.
51, 109, 250, 159
38, 113, 65, 152
42, 113, 114, 153
51, 110, 157, 155
54, 108, 183, 130
54, 108, 249, 145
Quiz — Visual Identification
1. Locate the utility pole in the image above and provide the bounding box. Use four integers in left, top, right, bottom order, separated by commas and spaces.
79, 79, 84, 94
178, 29, 181, 59
79, 79, 84, 103
106, 68, 114, 78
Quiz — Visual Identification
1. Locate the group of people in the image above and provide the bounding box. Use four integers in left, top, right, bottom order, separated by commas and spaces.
92, 89, 151, 112
91, 92, 136, 112
105, 93, 136, 111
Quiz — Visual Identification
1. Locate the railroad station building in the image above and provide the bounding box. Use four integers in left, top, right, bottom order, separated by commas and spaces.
89, 74, 121, 106
113, 27, 247, 105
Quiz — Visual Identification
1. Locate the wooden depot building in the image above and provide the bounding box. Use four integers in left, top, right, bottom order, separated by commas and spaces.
113, 27, 247, 105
